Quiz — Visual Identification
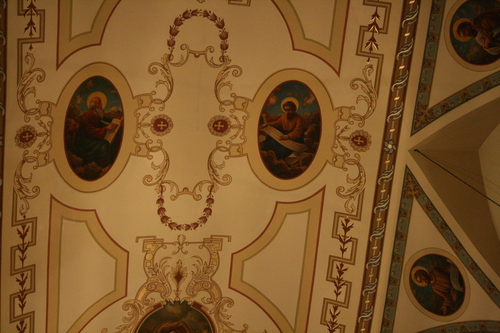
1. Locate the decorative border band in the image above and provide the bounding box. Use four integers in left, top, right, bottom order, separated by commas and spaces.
419, 320, 500, 333
411, 0, 500, 134
413, 70, 500, 133
381, 167, 500, 332
355, 1, 421, 332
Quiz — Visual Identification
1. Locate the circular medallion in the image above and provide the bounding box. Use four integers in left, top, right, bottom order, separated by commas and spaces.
15, 125, 37, 149
404, 249, 469, 321
349, 130, 372, 152
151, 114, 173, 136
208, 115, 231, 136
445, 0, 500, 70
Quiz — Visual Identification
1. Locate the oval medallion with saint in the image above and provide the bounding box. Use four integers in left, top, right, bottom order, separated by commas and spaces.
258, 81, 321, 179
64, 76, 124, 181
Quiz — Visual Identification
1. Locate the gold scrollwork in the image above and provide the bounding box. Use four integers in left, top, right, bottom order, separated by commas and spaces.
135, 10, 250, 230
331, 63, 377, 213
14, 53, 53, 218
111, 235, 248, 333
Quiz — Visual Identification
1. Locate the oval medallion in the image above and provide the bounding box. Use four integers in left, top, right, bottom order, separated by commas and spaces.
258, 80, 321, 179
64, 76, 124, 181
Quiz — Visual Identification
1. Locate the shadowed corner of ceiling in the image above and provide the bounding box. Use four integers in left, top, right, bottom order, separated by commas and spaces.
411, 96, 500, 277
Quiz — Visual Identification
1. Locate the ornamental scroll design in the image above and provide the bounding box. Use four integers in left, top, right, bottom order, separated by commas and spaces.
134, 9, 250, 230
107, 235, 248, 333
357, 2, 420, 332
14, 53, 53, 219
330, 63, 377, 213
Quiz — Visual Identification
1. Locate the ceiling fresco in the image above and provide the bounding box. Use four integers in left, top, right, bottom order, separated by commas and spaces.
1, 1, 499, 332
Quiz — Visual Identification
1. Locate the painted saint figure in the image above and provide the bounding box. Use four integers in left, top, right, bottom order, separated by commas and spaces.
414, 268, 455, 315
411, 258, 465, 316
457, 8, 500, 55
258, 80, 321, 179
64, 77, 124, 181
73, 95, 120, 168
259, 97, 307, 163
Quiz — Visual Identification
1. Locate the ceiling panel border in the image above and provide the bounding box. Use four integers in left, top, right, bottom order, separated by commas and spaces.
355, 1, 421, 332
411, 0, 500, 135
381, 167, 500, 332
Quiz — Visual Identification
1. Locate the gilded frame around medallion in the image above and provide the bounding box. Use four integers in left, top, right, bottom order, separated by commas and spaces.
52, 63, 135, 192
246, 69, 334, 191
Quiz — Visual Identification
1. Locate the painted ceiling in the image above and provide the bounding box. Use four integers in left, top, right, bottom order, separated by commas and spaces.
1, 1, 500, 332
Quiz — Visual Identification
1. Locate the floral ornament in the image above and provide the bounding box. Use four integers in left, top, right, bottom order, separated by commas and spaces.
24, 0, 39, 50
349, 130, 372, 152
365, 7, 381, 62
15, 125, 37, 149
384, 140, 396, 154
167, 9, 229, 61
157, 186, 214, 231
208, 115, 231, 137
150, 114, 173, 136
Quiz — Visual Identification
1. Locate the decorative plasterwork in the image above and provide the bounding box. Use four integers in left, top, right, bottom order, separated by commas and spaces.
110, 235, 245, 333
14, 53, 52, 218
356, 1, 421, 332
57, 0, 121, 67
132, 9, 249, 230
413, 71, 500, 134
230, 188, 324, 333
14, 5, 377, 233
330, 64, 376, 214
271, 0, 349, 75
382, 167, 500, 332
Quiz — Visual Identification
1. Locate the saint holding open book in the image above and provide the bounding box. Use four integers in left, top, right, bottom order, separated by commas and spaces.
65, 79, 124, 180
74, 93, 122, 168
